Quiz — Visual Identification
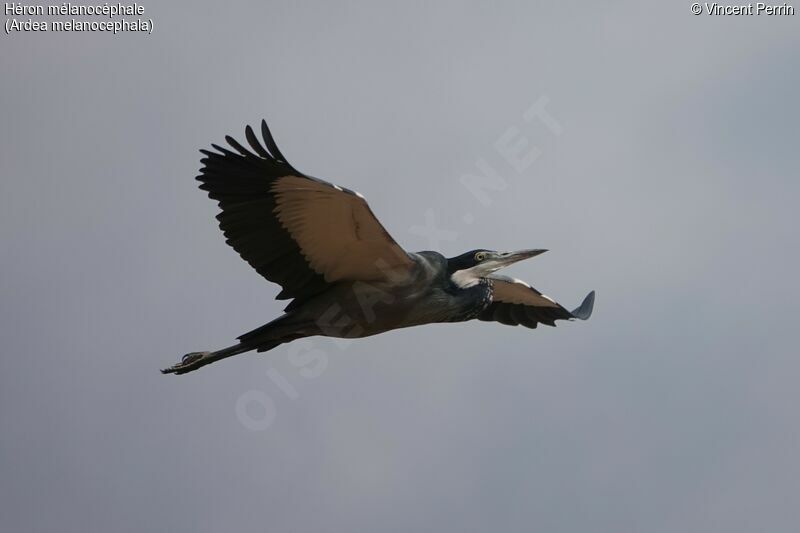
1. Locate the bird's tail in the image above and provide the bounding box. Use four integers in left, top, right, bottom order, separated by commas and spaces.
236, 313, 313, 353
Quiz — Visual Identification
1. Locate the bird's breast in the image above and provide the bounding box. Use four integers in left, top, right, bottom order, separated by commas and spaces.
443, 278, 493, 322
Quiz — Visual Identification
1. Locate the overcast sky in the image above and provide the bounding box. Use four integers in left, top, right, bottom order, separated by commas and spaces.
1, 2, 799, 532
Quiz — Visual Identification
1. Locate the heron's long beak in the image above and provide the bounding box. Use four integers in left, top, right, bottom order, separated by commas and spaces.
498, 249, 547, 265
488, 249, 547, 271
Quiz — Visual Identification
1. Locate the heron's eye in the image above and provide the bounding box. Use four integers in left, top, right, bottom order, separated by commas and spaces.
475, 252, 487, 262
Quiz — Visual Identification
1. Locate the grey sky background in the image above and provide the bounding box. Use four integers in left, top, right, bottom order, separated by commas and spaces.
1, 1, 799, 532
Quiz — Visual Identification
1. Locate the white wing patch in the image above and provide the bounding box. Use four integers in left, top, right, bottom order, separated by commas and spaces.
506, 276, 556, 301
488, 274, 561, 308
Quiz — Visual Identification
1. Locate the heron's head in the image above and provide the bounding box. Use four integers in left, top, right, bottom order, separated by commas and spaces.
447, 249, 547, 288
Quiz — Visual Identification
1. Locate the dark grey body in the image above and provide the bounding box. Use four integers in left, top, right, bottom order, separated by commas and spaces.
166, 252, 493, 373
165, 244, 592, 375
240, 251, 492, 348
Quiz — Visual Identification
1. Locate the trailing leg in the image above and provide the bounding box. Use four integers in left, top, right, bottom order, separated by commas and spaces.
161, 343, 253, 375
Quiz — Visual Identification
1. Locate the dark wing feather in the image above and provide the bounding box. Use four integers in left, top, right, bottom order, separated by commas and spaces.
479, 275, 594, 329
196, 120, 414, 309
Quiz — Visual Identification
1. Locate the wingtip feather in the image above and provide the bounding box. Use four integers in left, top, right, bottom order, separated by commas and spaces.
570, 290, 595, 320
245, 125, 271, 158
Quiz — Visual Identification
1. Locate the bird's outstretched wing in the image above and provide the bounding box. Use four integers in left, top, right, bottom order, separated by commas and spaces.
197, 120, 414, 309
479, 275, 595, 328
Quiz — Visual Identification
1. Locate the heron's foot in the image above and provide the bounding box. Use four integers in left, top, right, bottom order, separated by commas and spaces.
161, 351, 212, 375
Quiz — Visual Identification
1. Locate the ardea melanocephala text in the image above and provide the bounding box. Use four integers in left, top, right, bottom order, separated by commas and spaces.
162, 121, 594, 375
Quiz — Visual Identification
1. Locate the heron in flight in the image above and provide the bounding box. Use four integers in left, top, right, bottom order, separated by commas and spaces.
162, 121, 594, 375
